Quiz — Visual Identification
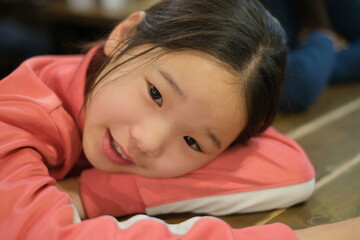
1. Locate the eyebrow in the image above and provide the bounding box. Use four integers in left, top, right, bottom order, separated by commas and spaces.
157, 69, 185, 98
206, 129, 222, 149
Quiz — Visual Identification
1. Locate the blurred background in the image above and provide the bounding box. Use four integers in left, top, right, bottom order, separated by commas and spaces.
0, 0, 157, 78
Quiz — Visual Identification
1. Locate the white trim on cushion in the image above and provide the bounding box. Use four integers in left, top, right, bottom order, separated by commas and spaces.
146, 179, 315, 216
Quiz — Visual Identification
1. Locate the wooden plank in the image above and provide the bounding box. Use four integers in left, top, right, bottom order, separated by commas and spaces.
266, 154, 360, 229
247, 100, 360, 227
250, 100, 360, 228
157, 211, 275, 229
274, 82, 360, 133
296, 105, 360, 179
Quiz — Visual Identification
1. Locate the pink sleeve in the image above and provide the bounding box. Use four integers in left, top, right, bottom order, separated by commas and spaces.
80, 170, 146, 217
80, 127, 315, 218
0, 147, 297, 240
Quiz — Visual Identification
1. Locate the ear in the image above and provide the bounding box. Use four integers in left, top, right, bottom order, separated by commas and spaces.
104, 11, 145, 56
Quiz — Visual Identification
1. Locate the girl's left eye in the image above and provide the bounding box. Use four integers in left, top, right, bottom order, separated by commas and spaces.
184, 136, 202, 152
149, 84, 163, 106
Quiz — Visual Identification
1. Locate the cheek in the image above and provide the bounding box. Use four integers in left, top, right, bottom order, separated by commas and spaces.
154, 155, 212, 178
89, 87, 142, 124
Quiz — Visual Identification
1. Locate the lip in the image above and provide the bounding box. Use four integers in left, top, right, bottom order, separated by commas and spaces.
102, 130, 135, 166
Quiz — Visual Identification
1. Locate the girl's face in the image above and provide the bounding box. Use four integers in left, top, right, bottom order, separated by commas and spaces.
83, 46, 246, 178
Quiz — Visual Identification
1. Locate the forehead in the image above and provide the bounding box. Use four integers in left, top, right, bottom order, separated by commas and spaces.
152, 48, 241, 93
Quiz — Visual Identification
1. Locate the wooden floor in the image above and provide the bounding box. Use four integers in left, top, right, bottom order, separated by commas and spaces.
157, 81, 360, 231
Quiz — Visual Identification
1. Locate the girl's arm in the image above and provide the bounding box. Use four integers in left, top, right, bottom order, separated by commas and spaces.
56, 177, 86, 219
55, 175, 360, 240
0, 144, 355, 240
0, 146, 297, 239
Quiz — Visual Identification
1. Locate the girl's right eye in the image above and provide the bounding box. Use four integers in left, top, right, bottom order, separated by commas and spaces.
149, 84, 163, 107
184, 136, 202, 152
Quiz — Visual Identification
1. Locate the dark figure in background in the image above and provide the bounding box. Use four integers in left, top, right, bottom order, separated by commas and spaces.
0, 2, 52, 78
262, 0, 360, 113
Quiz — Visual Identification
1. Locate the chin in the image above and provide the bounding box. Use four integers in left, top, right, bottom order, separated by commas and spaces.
83, 151, 105, 171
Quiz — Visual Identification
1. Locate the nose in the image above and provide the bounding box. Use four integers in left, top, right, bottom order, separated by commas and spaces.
129, 118, 170, 157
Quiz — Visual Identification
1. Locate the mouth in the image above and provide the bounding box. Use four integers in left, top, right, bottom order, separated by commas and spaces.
111, 138, 129, 160
102, 130, 135, 166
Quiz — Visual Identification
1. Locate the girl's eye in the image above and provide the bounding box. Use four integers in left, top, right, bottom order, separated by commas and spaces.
149, 84, 163, 106
184, 136, 202, 152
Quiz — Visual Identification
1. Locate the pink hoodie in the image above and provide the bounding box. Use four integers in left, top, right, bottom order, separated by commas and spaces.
0, 48, 313, 239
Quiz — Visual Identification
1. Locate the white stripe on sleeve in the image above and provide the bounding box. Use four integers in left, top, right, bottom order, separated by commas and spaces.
146, 179, 315, 216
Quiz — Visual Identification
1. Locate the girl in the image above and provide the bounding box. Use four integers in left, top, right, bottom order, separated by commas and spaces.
0, 0, 317, 239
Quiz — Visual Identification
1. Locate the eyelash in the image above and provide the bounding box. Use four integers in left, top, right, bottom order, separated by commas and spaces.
149, 83, 163, 107
148, 83, 202, 152
184, 136, 202, 152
